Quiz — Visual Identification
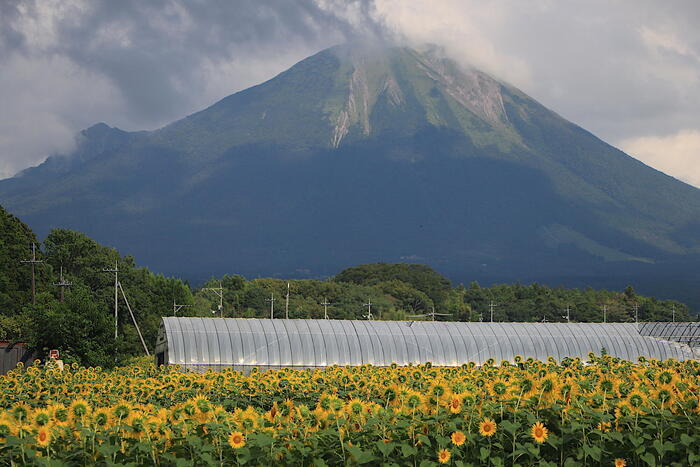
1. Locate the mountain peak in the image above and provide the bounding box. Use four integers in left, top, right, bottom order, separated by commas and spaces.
158, 43, 518, 155
321, 43, 512, 147
3, 43, 700, 306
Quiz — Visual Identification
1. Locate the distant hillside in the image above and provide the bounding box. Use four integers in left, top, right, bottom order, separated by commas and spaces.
1, 207, 693, 367
1, 44, 700, 307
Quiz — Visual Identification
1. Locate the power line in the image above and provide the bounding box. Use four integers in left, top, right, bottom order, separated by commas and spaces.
20, 243, 43, 305
407, 305, 452, 321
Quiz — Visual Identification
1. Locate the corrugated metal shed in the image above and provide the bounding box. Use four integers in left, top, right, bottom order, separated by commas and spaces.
0, 342, 38, 375
156, 318, 697, 372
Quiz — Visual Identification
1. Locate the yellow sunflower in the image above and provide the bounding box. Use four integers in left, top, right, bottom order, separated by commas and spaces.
447, 394, 463, 414
479, 418, 497, 437
614, 459, 626, 467
451, 430, 466, 446
531, 421, 549, 443
32, 408, 52, 427
228, 431, 246, 449
36, 426, 51, 447
437, 448, 451, 464
597, 421, 611, 433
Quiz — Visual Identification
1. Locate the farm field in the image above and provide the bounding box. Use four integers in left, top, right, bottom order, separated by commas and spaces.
0, 355, 698, 466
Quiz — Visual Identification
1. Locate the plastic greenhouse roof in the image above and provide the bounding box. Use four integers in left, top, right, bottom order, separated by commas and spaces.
156, 318, 697, 371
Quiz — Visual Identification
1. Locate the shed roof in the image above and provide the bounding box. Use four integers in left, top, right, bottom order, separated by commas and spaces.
156, 318, 696, 371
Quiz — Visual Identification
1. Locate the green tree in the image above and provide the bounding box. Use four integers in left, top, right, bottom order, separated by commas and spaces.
28, 287, 116, 367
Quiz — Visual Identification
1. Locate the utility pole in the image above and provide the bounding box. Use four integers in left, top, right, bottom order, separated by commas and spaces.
321, 297, 332, 319
488, 301, 498, 323
634, 303, 639, 326
117, 281, 150, 356
363, 299, 373, 320
99, 261, 148, 354
173, 299, 192, 316
602, 304, 607, 323
562, 305, 571, 323
102, 262, 119, 340
672, 304, 675, 323
20, 243, 43, 305
53, 265, 72, 302
285, 282, 290, 319
266, 292, 275, 319
203, 281, 224, 317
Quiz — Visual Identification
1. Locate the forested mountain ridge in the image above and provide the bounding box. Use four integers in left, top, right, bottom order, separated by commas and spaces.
1, 44, 700, 307
1, 204, 693, 367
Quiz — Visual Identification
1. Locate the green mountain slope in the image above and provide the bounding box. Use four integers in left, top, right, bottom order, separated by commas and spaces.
1, 44, 699, 305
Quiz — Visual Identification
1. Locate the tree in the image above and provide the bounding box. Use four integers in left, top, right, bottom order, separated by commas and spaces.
0, 204, 46, 333
28, 287, 116, 367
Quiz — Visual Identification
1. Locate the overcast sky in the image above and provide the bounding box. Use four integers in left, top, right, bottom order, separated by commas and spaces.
1, 0, 699, 187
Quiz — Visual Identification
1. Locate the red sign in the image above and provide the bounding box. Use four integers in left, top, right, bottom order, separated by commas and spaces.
49, 349, 59, 359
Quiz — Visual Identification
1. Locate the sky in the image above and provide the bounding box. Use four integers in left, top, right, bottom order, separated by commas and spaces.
1, 0, 699, 187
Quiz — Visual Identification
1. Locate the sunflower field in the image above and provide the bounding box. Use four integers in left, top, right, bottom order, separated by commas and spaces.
0, 354, 698, 466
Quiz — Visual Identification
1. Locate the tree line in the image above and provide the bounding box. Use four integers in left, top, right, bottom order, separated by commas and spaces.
0, 205, 693, 367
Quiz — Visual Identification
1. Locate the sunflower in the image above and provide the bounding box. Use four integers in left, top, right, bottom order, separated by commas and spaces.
447, 395, 462, 414
451, 431, 466, 446
345, 399, 364, 417
614, 459, 626, 467
47, 403, 69, 423
531, 421, 549, 443
32, 408, 52, 427
228, 431, 246, 449
597, 421, 611, 433
626, 390, 646, 410
486, 378, 509, 400
479, 418, 497, 437
12, 403, 30, 422
35, 426, 51, 447
652, 384, 676, 409
192, 395, 211, 414
0, 417, 13, 441
437, 448, 451, 464
69, 398, 90, 421
92, 408, 112, 429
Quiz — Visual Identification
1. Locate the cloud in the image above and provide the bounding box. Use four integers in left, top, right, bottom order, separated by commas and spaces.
1, 0, 699, 187
0, 0, 375, 178
619, 130, 700, 188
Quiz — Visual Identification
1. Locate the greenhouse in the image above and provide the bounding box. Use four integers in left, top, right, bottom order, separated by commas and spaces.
639, 321, 700, 348
155, 317, 698, 372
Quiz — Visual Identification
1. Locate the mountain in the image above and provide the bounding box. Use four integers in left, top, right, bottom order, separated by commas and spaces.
2, 44, 700, 306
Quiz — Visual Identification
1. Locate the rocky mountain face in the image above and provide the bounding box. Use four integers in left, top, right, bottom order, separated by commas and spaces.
2, 44, 700, 307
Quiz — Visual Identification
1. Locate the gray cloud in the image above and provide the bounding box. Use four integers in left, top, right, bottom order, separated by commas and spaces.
1, 0, 699, 186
